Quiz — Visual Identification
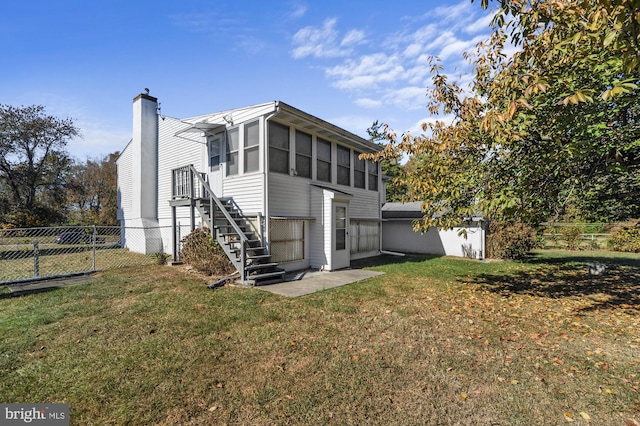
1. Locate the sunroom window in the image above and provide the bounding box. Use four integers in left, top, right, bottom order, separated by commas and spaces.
226, 128, 239, 176
269, 121, 289, 174
337, 145, 350, 186
367, 160, 378, 191
354, 151, 365, 189
295, 130, 312, 178
317, 138, 331, 183
244, 120, 259, 173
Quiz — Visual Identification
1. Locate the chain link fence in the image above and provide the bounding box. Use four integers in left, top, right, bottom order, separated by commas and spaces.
0, 226, 165, 285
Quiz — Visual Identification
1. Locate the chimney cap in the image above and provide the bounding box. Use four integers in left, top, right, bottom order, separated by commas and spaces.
133, 93, 158, 103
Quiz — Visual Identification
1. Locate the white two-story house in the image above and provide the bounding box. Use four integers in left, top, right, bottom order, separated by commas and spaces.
117, 93, 384, 284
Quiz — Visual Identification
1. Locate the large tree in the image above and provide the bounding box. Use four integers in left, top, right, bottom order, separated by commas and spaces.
368, 0, 640, 229
0, 104, 78, 227
66, 152, 119, 226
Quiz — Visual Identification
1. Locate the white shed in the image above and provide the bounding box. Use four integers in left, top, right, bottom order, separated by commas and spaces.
381, 202, 486, 259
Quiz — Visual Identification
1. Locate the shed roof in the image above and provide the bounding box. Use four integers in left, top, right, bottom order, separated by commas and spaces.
381, 202, 425, 219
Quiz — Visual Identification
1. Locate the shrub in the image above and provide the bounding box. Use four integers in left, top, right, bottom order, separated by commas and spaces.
179, 228, 235, 276
487, 222, 537, 260
560, 225, 582, 250
152, 252, 170, 265
607, 220, 640, 253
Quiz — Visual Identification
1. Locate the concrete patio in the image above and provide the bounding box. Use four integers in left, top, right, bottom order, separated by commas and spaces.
257, 268, 384, 297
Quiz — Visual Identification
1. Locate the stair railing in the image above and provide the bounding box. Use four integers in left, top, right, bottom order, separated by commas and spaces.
184, 164, 249, 282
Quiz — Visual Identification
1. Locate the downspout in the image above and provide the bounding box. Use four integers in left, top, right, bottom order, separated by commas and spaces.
263, 104, 281, 248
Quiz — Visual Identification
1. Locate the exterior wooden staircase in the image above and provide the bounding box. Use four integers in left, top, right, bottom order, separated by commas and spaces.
170, 165, 285, 285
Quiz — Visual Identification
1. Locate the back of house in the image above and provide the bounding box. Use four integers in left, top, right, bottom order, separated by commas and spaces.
117, 93, 384, 283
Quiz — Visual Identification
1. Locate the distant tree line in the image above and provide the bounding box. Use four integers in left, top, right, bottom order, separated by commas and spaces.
0, 103, 119, 228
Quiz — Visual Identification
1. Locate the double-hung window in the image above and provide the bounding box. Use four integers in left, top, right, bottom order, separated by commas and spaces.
226, 128, 239, 176
295, 130, 312, 178
269, 121, 290, 174
316, 138, 332, 182
337, 145, 351, 186
244, 120, 259, 173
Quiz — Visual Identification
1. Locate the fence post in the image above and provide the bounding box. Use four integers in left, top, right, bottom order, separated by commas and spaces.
33, 241, 40, 278
92, 225, 97, 271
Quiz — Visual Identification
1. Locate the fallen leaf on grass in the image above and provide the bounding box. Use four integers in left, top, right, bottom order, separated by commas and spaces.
579, 412, 590, 421
624, 419, 640, 426
564, 411, 575, 421
461, 393, 468, 400
208, 406, 218, 412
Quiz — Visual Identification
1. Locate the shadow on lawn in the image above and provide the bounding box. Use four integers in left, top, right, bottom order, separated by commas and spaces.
469, 253, 640, 312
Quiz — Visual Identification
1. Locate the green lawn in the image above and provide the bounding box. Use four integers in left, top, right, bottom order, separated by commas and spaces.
1, 250, 639, 425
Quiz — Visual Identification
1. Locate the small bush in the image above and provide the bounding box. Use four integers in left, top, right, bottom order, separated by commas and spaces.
487, 222, 536, 260
179, 228, 235, 276
560, 226, 582, 250
152, 252, 170, 265
607, 220, 640, 253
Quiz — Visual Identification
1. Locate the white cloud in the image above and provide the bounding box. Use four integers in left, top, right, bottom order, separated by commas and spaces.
355, 98, 383, 109
288, 3, 307, 19
341, 29, 366, 47
382, 87, 427, 110
290, 2, 494, 128
291, 18, 366, 59
464, 13, 493, 34
325, 53, 404, 90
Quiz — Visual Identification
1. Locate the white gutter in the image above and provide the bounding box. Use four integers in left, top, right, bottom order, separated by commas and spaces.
263, 103, 280, 246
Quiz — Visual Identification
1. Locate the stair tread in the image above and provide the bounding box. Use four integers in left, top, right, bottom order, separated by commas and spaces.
249, 270, 286, 281
247, 254, 271, 260
245, 262, 279, 271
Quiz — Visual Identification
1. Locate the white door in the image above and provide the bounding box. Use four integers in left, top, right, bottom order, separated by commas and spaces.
332, 201, 350, 270
207, 133, 223, 196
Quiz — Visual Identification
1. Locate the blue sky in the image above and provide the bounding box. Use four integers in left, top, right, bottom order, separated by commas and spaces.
2, 0, 493, 159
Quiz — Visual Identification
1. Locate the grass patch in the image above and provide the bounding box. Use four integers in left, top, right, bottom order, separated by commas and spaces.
1, 252, 639, 425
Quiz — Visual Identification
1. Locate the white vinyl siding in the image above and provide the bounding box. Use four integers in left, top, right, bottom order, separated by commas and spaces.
223, 173, 264, 213
157, 117, 205, 222
116, 144, 132, 220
